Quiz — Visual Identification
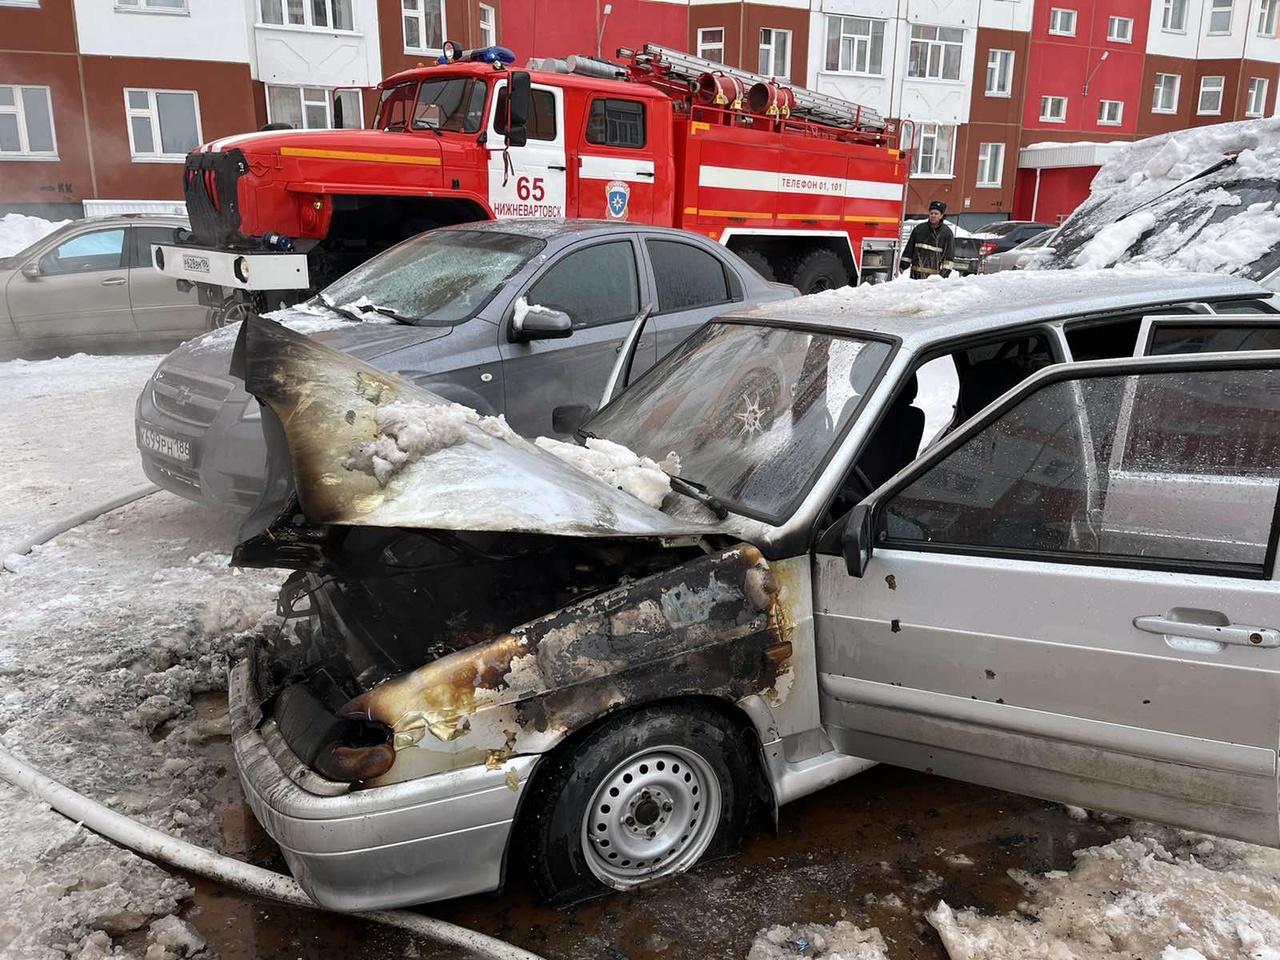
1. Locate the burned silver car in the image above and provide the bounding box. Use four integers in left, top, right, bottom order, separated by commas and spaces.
228, 270, 1280, 911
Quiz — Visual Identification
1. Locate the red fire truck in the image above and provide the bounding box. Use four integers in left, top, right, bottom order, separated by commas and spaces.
153, 43, 911, 324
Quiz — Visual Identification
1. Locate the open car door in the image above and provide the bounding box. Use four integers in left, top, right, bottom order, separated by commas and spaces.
814, 351, 1280, 846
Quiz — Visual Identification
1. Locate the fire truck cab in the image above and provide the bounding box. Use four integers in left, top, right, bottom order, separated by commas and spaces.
153, 44, 910, 323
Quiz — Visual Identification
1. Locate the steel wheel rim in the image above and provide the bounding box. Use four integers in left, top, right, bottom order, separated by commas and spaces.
580, 744, 722, 889
213, 300, 255, 328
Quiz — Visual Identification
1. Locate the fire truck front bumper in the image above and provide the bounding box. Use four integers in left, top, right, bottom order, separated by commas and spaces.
151, 243, 310, 292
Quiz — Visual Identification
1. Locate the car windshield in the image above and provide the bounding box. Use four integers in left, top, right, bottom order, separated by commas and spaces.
588, 321, 892, 521
320, 229, 545, 326
375, 78, 488, 133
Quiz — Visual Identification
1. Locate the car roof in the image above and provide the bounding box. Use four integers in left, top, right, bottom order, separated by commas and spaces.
730, 269, 1268, 350
439, 218, 718, 243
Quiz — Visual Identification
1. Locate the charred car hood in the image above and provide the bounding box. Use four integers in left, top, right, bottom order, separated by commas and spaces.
233, 316, 711, 546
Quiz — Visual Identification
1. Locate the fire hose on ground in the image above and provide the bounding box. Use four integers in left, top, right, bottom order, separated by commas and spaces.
1, 491, 547, 960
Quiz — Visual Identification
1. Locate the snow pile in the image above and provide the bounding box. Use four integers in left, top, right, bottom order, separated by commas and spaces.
746, 921, 889, 959
512, 296, 566, 329
926, 831, 1280, 960
536, 436, 680, 509
184, 299, 394, 355
1073, 211, 1159, 269
0, 213, 69, 258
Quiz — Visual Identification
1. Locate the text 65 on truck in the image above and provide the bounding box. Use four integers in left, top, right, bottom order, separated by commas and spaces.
152, 43, 913, 323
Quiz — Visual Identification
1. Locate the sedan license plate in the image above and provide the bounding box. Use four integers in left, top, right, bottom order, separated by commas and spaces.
138, 426, 192, 465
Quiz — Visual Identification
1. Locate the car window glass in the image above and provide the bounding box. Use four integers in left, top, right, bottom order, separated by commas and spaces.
494, 87, 556, 141
1148, 323, 1280, 355
954, 333, 1055, 421
528, 241, 639, 328
133, 226, 181, 267
1063, 314, 1190, 361
41, 229, 125, 274
1211, 299, 1280, 314
586, 99, 646, 149
880, 367, 1280, 573
646, 239, 732, 312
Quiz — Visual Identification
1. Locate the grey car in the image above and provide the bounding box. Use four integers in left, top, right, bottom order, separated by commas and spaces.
135, 220, 794, 511
981, 228, 1056, 273
225, 269, 1280, 911
0, 215, 204, 360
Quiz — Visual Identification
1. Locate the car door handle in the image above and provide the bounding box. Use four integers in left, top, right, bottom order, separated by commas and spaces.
1134, 615, 1280, 647
636, 170, 655, 178
548, 164, 567, 171
102, 277, 127, 286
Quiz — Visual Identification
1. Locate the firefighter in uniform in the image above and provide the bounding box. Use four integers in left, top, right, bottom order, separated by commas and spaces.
899, 200, 956, 279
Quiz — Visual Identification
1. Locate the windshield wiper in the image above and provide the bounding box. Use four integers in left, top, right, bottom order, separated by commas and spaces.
355, 303, 417, 325
667, 475, 730, 521
317, 294, 365, 323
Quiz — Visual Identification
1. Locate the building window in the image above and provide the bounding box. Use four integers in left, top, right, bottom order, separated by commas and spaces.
116, 0, 188, 12
1198, 75, 1225, 114
1208, 0, 1233, 33
259, 0, 353, 30
825, 16, 886, 75
478, 3, 496, 47
1153, 72, 1181, 112
1048, 8, 1077, 35
1107, 15, 1134, 40
907, 25, 964, 81
1246, 77, 1269, 116
124, 88, 200, 161
0, 1, 42, 7
1260, 0, 1278, 36
985, 48, 1014, 96
402, 0, 443, 52
697, 27, 725, 62
759, 28, 791, 79
1098, 99, 1124, 124
912, 123, 956, 177
976, 142, 1004, 187
1162, 0, 1188, 31
0, 85, 56, 158
267, 85, 362, 129
1040, 95, 1067, 121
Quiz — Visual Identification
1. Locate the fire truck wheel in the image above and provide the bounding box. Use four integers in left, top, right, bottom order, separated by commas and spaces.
209, 296, 257, 329
735, 249, 776, 282
788, 249, 850, 295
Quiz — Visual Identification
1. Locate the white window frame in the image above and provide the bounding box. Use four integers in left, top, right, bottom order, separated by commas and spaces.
976, 142, 1004, 187
986, 48, 1014, 96
1040, 95, 1067, 122
115, 0, 188, 13
1153, 72, 1181, 112
1246, 77, 1269, 116
825, 15, 886, 76
1198, 75, 1225, 114
759, 27, 792, 79
1208, 0, 1234, 33
259, 0, 355, 31
1097, 99, 1124, 124
0, 84, 57, 160
1162, 0, 1188, 31
1048, 8, 1077, 35
478, 3, 496, 48
0, 1, 42, 7
1107, 15, 1134, 41
911, 123, 956, 178
907, 24, 966, 82
401, 0, 445, 54
266, 85, 363, 130
123, 88, 201, 162
697, 27, 725, 62
1260, 0, 1278, 36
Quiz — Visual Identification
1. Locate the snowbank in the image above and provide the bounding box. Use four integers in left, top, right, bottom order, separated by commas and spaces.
0, 213, 69, 259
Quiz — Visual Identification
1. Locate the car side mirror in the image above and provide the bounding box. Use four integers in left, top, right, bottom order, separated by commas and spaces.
21, 263, 40, 280
510, 302, 573, 342
505, 71, 531, 148
842, 503, 874, 577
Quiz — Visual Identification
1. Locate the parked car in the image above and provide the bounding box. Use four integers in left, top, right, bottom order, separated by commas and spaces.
971, 219, 1054, 257
949, 235, 985, 276
981, 228, 1056, 273
0, 215, 203, 360
135, 220, 794, 511
225, 269, 1279, 912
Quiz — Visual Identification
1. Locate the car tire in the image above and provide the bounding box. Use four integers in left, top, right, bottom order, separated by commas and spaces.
521, 704, 757, 907
736, 248, 777, 282
788, 249, 850, 295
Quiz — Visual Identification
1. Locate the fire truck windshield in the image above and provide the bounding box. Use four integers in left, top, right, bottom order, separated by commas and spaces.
376, 77, 488, 134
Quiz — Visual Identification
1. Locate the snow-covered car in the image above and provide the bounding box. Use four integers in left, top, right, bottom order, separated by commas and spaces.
0, 215, 205, 361
981, 228, 1056, 273
1042, 118, 1280, 287
225, 269, 1280, 912
134, 220, 793, 510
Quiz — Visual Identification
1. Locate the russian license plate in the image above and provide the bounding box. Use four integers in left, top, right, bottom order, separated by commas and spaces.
181, 253, 211, 274
138, 426, 192, 465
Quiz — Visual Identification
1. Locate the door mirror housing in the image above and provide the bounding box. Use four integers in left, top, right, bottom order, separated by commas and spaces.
510, 302, 573, 341
505, 71, 531, 148
842, 503, 874, 577
21, 263, 41, 280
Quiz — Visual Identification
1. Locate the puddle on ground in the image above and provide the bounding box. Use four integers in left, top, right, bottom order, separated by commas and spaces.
184, 704, 1125, 960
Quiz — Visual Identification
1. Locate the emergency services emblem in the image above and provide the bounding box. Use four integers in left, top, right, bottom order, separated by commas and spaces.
606, 180, 630, 220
